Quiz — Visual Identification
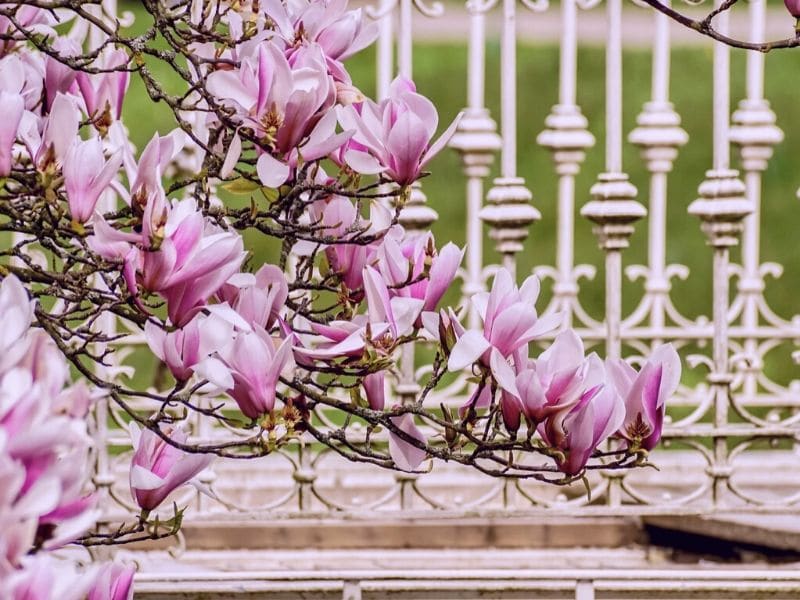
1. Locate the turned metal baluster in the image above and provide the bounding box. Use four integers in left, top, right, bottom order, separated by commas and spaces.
688, 0, 750, 508
394, 0, 433, 505
538, 0, 595, 327
449, 0, 501, 329
482, 0, 540, 280
629, 0, 687, 338
729, 0, 783, 404
396, 0, 439, 231
580, 0, 644, 508
581, 0, 644, 361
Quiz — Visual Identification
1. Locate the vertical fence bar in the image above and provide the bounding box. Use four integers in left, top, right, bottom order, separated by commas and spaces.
688, 0, 750, 508
450, 0, 501, 328
581, 0, 643, 360
393, 0, 435, 505
482, 0, 539, 279
398, 0, 413, 79
629, 0, 687, 337
375, 0, 395, 100
580, 0, 644, 508
395, 0, 438, 234
538, 0, 595, 326
730, 0, 783, 402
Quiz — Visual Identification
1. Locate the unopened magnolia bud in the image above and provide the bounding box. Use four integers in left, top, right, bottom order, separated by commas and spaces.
437, 309, 458, 354
336, 82, 365, 106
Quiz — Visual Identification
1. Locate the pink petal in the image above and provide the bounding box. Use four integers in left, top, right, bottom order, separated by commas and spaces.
257, 152, 290, 188
388, 413, 427, 471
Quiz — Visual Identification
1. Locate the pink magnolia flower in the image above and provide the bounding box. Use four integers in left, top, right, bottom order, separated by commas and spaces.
144, 312, 234, 383
447, 269, 560, 391
216, 327, 296, 419
785, 0, 800, 17
0, 363, 99, 556
0, 91, 23, 177
0, 275, 34, 370
1, 555, 96, 600
500, 330, 604, 433
338, 76, 461, 186
35, 92, 81, 169
378, 233, 463, 313
43, 37, 79, 112
91, 193, 246, 326
296, 267, 422, 361
608, 344, 681, 451
539, 383, 625, 476
76, 49, 130, 124
158, 228, 246, 327
216, 264, 289, 330
312, 195, 378, 294
267, 0, 378, 63
88, 563, 135, 600
63, 137, 122, 223
208, 43, 347, 187
0, 6, 49, 57
362, 371, 385, 411
363, 265, 424, 343
129, 422, 214, 511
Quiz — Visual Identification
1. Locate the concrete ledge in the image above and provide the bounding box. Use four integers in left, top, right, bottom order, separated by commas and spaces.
174, 516, 642, 551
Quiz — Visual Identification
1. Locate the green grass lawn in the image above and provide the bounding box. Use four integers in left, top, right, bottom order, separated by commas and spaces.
118, 4, 800, 387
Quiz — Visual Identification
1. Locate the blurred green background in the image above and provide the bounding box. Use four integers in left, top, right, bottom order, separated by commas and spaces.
119, 2, 800, 385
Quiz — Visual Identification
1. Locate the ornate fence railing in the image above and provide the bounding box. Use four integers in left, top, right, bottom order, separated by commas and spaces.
93, 0, 800, 526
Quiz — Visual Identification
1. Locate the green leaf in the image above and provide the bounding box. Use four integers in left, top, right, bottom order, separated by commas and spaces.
260, 186, 279, 203
221, 178, 263, 195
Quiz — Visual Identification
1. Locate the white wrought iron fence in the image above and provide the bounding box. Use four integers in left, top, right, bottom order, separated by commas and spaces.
92, 0, 800, 524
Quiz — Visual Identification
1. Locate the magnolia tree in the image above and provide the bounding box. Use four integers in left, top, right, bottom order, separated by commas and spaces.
5, 0, 794, 594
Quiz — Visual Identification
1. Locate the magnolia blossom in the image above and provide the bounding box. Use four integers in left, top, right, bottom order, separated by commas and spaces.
447, 269, 560, 393
539, 384, 625, 476
0, 275, 141, 594
378, 233, 463, 314
208, 43, 349, 187
34, 92, 81, 169
267, 0, 378, 63
297, 265, 423, 360
88, 563, 135, 600
1, 555, 97, 600
500, 330, 604, 433
89, 196, 246, 326
129, 422, 214, 511
214, 327, 296, 419
608, 344, 681, 451
216, 264, 289, 331
144, 311, 235, 383
338, 76, 460, 186
76, 48, 130, 125
63, 137, 122, 223
388, 413, 428, 472
307, 195, 383, 294
43, 37, 79, 111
